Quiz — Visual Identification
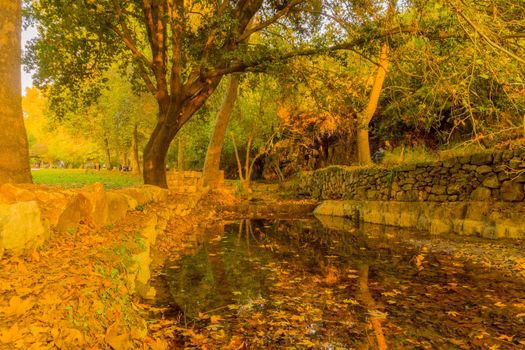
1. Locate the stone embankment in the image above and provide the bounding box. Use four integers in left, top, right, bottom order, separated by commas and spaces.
296, 149, 525, 238
0, 183, 169, 257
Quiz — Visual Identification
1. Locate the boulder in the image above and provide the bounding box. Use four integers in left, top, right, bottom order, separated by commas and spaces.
77, 183, 109, 227
106, 193, 130, 224
0, 183, 37, 203
0, 201, 49, 255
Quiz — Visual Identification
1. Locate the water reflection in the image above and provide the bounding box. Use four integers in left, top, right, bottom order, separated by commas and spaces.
159, 217, 525, 349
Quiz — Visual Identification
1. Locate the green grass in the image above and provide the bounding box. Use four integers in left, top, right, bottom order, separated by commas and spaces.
32, 169, 142, 189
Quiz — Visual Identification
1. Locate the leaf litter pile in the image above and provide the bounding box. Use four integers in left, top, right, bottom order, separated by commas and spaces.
149, 219, 525, 349
0, 194, 209, 350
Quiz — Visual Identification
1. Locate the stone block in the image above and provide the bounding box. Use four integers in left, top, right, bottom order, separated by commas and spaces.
0, 201, 49, 254
500, 181, 525, 202
470, 152, 493, 165
476, 165, 492, 175
470, 187, 492, 201
482, 175, 500, 189
430, 219, 452, 234
107, 193, 130, 224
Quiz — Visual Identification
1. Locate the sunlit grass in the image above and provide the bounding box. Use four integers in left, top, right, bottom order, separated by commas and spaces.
31, 169, 142, 189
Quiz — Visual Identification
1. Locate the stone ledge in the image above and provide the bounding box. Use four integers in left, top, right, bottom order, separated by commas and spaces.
0, 183, 170, 256
314, 200, 525, 239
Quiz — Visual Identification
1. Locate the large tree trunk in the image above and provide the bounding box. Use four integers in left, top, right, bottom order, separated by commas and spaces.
131, 123, 141, 176
202, 75, 240, 189
143, 120, 177, 188
357, 44, 389, 165
0, 1, 32, 184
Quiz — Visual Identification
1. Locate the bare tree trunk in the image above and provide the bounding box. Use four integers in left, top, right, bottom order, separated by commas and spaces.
131, 123, 141, 176
103, 135, 113, 170
357, 43, 389, 165
202, 75, 240, 189
0, 0, 32, 184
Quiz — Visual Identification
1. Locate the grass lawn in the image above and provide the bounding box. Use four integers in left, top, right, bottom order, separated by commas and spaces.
31, 169, 143, 189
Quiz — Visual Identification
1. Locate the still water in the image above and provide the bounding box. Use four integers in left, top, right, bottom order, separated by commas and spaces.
155, 216, 525, 349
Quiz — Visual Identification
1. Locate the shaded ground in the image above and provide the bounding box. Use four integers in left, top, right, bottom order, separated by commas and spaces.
32, 169, 142, 189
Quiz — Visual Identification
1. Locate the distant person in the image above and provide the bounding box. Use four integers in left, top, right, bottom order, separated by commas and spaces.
372, 147, 385, 164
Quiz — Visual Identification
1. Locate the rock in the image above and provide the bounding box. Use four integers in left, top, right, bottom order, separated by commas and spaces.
447, 184, 462, 195
470, 187, 492, 201
78, 183, 109, 227
482, 175, 500, 189
500, 181, 525, 202
106, 193, 130, 224
442, 158, 455, 168
476, 165, 492, 175
0, 201, 49, 254
431, 185, 447, 195
0, 183, 37, 203
470, 152, 493, 165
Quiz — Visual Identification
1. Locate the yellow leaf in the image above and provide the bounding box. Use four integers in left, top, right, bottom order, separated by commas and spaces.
494, 301, 506, 308
498, 334, 513, 342
0, 324, 24, 344
210, 315, 224, 324
4, 296, 34, 316
446, 311, 459, 317
105, 322, 129, 350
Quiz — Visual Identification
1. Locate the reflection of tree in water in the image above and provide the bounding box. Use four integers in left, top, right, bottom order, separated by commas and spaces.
165, 220, 274, 318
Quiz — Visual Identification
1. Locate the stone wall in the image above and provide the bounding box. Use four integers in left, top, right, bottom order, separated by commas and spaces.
167, 171, 225, 193
0, 183, 169, 257
314, 200, 525, 239
298, 149, 525, 202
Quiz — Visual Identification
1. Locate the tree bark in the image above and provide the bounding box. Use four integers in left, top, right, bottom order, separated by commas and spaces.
0, 1, 32, 184
202, 75, 240, 189
143, 120, 177, 188
357, 43, 389, 165
131, 123, 141, 176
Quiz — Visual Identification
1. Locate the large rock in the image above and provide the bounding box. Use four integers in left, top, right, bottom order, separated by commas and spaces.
0, 201, 49, 255
77, 183, 109, 227
500, 181, 525, 202
106, 193, 130, 224
0, 183, 37, 203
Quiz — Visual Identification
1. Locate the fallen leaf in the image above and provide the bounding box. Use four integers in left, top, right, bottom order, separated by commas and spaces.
0, 324, 24, 344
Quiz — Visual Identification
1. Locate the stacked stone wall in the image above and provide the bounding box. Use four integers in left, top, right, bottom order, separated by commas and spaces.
299, 148, 525, 202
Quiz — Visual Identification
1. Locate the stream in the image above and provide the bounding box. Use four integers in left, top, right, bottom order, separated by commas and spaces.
151, 215, 525, 349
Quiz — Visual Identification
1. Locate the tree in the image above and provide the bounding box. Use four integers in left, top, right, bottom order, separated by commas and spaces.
0, 0, 32, 183
202, 74, 239, 189
26, 0, 349, 187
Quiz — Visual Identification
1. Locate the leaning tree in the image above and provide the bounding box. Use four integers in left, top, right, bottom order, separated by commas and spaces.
26, 0, 356, 187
